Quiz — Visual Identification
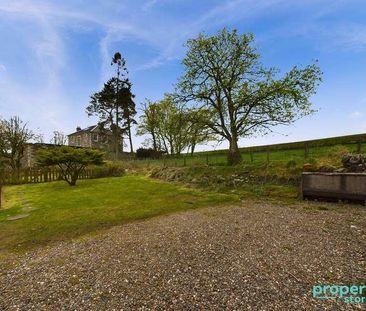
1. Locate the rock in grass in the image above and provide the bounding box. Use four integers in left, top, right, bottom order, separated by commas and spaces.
21, 206, 37, 212
7, 214, 30, 221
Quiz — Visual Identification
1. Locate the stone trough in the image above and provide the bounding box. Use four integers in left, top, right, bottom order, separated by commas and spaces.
301, 172, 366, 205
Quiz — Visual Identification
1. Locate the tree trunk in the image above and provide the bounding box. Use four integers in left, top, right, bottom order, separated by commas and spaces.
152, 131, 157, 151
70, 173, 78, 186
112, 127, 120, 160
69, 180, 77, 186
190, 144, 196, 156
64, 171, 78, 186
128, 120, 134, 153
115, 127, 119, 160
227, 137, 242, 166
169, 141, 174, 155
115, 71, 120, 160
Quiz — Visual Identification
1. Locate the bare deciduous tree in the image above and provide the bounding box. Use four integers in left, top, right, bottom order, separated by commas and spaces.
0, 116, 34, 175
51, 131, 68, 145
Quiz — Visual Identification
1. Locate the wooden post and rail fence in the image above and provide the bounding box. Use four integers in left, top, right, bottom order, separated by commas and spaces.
136, 133, 366, 167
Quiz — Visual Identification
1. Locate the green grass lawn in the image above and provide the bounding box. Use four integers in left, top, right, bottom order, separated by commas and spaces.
0, 176, 238, 256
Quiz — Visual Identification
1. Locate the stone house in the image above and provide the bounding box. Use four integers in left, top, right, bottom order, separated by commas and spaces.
19, 125, 128, 167
21, 143, 57, 167
21, 142, 91, 168
67, 125, 114, 151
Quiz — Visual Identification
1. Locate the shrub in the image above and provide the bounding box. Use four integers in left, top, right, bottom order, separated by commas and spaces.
90, 162, 126, 178
37, 146, 104, 186
307, 157, 318, 166
303, 163, 316, 172
136, 148, 165, 159
286, 160, 297, 169
328, 145, 350, 159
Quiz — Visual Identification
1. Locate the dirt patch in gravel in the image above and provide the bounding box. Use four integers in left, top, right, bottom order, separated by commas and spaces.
0, 201, 365, 310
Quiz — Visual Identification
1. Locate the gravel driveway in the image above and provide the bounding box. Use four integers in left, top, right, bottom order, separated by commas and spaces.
1, 201, 365, 310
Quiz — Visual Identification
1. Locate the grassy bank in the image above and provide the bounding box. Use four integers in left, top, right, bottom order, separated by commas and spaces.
0, 176, 238, 255
149, 165, 300, 204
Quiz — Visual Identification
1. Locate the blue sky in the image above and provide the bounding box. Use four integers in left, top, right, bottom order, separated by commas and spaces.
0, 0, 366, 150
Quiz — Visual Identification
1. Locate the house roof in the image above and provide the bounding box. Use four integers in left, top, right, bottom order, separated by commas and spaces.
68, 125, 113, 136
68, 125, 99, 136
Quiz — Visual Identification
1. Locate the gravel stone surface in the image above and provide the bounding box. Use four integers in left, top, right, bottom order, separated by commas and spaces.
1, 201, 365, 310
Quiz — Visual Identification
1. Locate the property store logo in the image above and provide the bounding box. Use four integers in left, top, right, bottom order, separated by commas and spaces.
312, 285, 366, 304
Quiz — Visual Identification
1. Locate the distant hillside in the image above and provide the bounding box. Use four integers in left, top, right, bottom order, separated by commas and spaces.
197, 133, 366, 155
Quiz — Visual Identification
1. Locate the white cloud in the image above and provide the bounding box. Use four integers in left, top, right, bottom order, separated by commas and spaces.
0, 0, 365, 146
318, 23, 366, 52
0, 0, 335, 76
142, 0, 160, 11
349, 111, 364, 119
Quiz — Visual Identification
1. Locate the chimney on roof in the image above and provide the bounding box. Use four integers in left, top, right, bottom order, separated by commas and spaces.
76, 126, 81, 131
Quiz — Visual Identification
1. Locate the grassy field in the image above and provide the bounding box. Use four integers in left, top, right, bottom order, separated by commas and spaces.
132, 143, 366, 171
132, 133, 366, 168
0, 176, 238, 256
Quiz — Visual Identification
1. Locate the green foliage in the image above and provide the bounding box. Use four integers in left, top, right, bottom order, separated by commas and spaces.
286, 160, 297, 169
327, 145, 350, 159
88, 77, 136, 152
178, 28, 322, 165
90, 162, 126, 178
307, 157, 318, 166
138, 95, 213, 155
156, 94, 188, 154
37, 146, 105, 186
185, 108, 215, 155
137, 99, 162, 151
136, 148, 164, 159
88, 52, 136, 154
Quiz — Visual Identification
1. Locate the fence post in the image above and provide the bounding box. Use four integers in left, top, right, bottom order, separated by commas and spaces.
183, 156, 186, 167
206, 154, 209, 166
304, 142, 309, 159
24, 168, 29, 183
266, 150, 270, 163
357, 142, 361, 153
250, 151, 253, 163
44, 169, 48, 182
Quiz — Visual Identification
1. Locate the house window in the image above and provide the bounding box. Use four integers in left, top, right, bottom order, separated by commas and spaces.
92, 133, 98, 142
99, 134, 108, 144
77, 136, 81, 146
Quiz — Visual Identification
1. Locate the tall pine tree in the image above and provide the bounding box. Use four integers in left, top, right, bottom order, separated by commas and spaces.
87, 52, 136, 156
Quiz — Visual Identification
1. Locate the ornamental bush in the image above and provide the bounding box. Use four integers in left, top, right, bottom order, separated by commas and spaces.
37, 146, 105, 186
